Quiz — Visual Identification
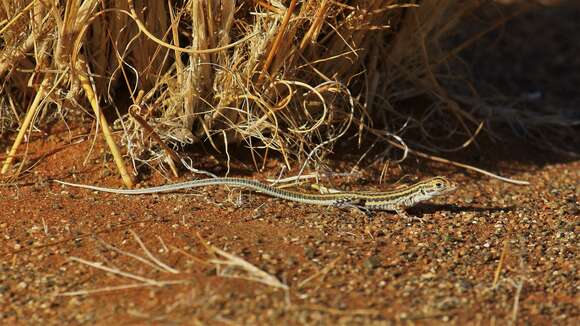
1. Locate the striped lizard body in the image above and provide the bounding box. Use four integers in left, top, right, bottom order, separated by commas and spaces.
55, 176, 456, 220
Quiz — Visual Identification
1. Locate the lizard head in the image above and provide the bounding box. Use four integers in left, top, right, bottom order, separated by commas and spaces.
418, 176, 456, 198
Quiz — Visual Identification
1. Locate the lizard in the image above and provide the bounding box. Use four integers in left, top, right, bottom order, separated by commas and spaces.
54, 176, 456, 221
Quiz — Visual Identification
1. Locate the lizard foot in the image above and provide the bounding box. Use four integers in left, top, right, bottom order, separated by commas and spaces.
396, 208, 424, 223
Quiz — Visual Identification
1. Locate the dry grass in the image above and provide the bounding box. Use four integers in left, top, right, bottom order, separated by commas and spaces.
0, 1, 575, 183
58, 230, 287, 297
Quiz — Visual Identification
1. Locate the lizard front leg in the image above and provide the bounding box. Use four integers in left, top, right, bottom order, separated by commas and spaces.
395, 206, 423, 223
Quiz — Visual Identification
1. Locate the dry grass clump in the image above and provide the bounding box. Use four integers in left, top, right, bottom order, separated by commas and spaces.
0, 1, 571, 184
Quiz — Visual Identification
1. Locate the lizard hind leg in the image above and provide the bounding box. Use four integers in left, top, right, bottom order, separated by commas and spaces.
354, 204, 373, 217
334, 199, 374, 217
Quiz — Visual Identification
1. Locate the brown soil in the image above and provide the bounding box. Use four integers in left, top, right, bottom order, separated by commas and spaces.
1, 124, 578, 325
2, 3, 580, 325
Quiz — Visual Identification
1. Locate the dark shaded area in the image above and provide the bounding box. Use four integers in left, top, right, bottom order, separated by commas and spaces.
410, 203, 514, 217
464, 2, 580, 112
442, 1, 580, 153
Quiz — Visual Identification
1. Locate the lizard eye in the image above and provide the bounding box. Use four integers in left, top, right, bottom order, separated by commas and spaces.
435, 182, 443, 188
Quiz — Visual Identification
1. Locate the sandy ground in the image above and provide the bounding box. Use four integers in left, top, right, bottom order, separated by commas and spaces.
1, 2, 579, 325
0, 124, 578, 325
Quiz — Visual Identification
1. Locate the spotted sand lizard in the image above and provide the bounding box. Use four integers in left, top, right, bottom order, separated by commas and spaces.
55, 176, 456, 221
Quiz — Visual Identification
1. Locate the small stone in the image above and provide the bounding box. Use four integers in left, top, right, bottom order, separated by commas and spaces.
363, 255, 381, 270
563, 203, 579, 215
304, 246, 316, 259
